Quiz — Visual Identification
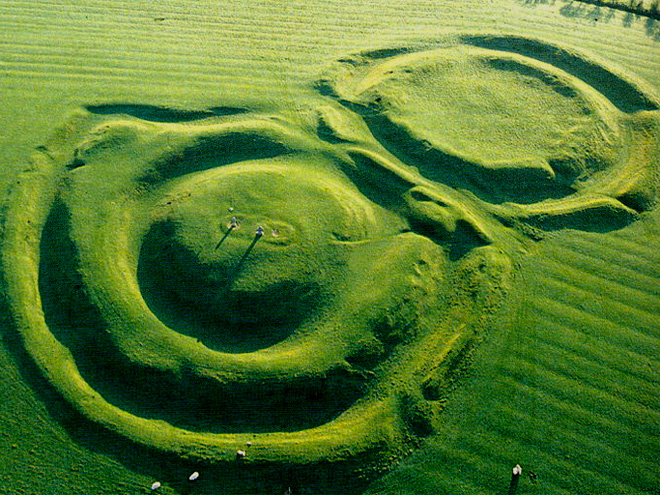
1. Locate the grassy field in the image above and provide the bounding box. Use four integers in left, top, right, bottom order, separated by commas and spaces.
1, 1, 659, 494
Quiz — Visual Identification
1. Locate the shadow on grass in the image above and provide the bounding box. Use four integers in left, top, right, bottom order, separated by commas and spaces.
521, 0, 660, 40
507, 474, 520, 495
214, 225, 235, 249
234, 232, 262, 273
85, 104, 248, 123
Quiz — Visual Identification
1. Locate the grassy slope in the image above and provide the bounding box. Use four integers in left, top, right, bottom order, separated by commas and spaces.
1, 1, 659, 494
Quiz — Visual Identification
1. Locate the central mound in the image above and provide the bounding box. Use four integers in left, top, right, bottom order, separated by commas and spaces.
138, 159, 369, 352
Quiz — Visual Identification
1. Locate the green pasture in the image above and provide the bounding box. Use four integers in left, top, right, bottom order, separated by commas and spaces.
0, 1, 659, 494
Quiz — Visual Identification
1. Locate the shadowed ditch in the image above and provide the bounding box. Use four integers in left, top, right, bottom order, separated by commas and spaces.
355, 108, 578, 205
38, 200, 365, 434
462, 34, 659, 113
85, 104, 248, 123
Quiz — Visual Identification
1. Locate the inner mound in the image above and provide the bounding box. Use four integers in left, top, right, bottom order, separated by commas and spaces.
136, 160, 372, 353
138, 218, 323, 353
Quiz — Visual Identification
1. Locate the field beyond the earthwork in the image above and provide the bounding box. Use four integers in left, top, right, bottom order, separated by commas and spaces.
1, 1, 659, 494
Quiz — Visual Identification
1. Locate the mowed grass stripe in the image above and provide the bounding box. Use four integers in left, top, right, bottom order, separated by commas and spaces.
5, 0, 659, 46
583, 229, 660, 262
0, 2, 452, 37
527, 299, 660, 365
0, 45, 312, 83
509, 334, 659, 410
529, 318, 660, 386
0, 21, 378, 54
2, 0, 468, 25
431, 420, 639, 495
531, 296, 660, 357
545, 235, 660, 283
4, 2, 660, 89
0, 70, 282, 100
487, 399, 659, 490
5, 1, 659, 66
0, 53, 302, 80
490, 399, 658, 476
520, 324, 660, 394
0, 26, 431, 80
4, 37, 658, 105
531, 256, 660, 314
0, 12, 387, 41
526, 273, 660, 336
0, 46, 300, 68
490, 390, 660, 467
499, 355, 660, 439
544, 242, 660, 295
0, 71, 299, 107
0, 65, 269, 86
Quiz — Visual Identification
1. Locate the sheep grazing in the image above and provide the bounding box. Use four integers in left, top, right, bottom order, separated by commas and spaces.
237, 449, 246, 457
189, 471, 200, 481
150, 481, 161, 490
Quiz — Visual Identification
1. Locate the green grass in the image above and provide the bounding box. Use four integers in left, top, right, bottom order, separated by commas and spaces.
366, 216, 660, 495
1, 1, 660, 494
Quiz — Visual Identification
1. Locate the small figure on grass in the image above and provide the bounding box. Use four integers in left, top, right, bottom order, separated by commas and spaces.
508, 464, 522, 495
